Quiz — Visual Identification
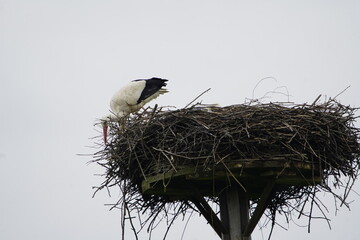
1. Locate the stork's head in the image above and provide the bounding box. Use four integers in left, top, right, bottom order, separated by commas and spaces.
99, 115, 112, 144
97, 113, 124, 144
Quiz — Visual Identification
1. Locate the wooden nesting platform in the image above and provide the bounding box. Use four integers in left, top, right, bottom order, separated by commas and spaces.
141, 157, 322, 239
142, 158, 321, 200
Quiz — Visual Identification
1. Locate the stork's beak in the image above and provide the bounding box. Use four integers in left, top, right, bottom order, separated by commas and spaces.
103, 124, 108, 144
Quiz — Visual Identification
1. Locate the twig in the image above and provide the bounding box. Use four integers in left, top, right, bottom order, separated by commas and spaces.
184, 88, 211, 108
333, 85, 351, 100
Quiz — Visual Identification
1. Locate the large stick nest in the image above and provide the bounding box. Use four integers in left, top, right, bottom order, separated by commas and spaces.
93, 98, 360, 237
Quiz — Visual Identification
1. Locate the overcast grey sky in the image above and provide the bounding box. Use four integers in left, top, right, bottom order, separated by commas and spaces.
1, 1, 360, 240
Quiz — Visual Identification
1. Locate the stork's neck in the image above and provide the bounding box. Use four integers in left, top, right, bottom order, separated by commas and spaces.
101, 114, 116, 123
101, 111, 126, 123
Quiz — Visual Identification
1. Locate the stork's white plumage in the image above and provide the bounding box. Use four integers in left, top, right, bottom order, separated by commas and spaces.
101, 77, 168, 144
110, 78, 168, 117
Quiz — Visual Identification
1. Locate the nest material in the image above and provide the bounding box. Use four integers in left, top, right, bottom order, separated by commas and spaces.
93, 99, 360, 237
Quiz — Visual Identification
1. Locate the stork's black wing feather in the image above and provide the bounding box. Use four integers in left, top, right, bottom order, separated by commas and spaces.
135, 78, 168, 104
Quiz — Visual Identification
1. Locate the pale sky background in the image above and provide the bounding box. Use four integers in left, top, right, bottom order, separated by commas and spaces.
1, 1, 360, 240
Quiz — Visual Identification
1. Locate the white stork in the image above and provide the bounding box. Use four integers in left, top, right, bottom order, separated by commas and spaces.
101, 77, 168, 144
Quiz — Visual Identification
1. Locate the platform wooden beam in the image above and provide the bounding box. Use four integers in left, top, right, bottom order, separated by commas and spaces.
191, 193, 228, 238
243, 180, 275, 237
220, 185, 251, 240
219, 194, 230, 240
